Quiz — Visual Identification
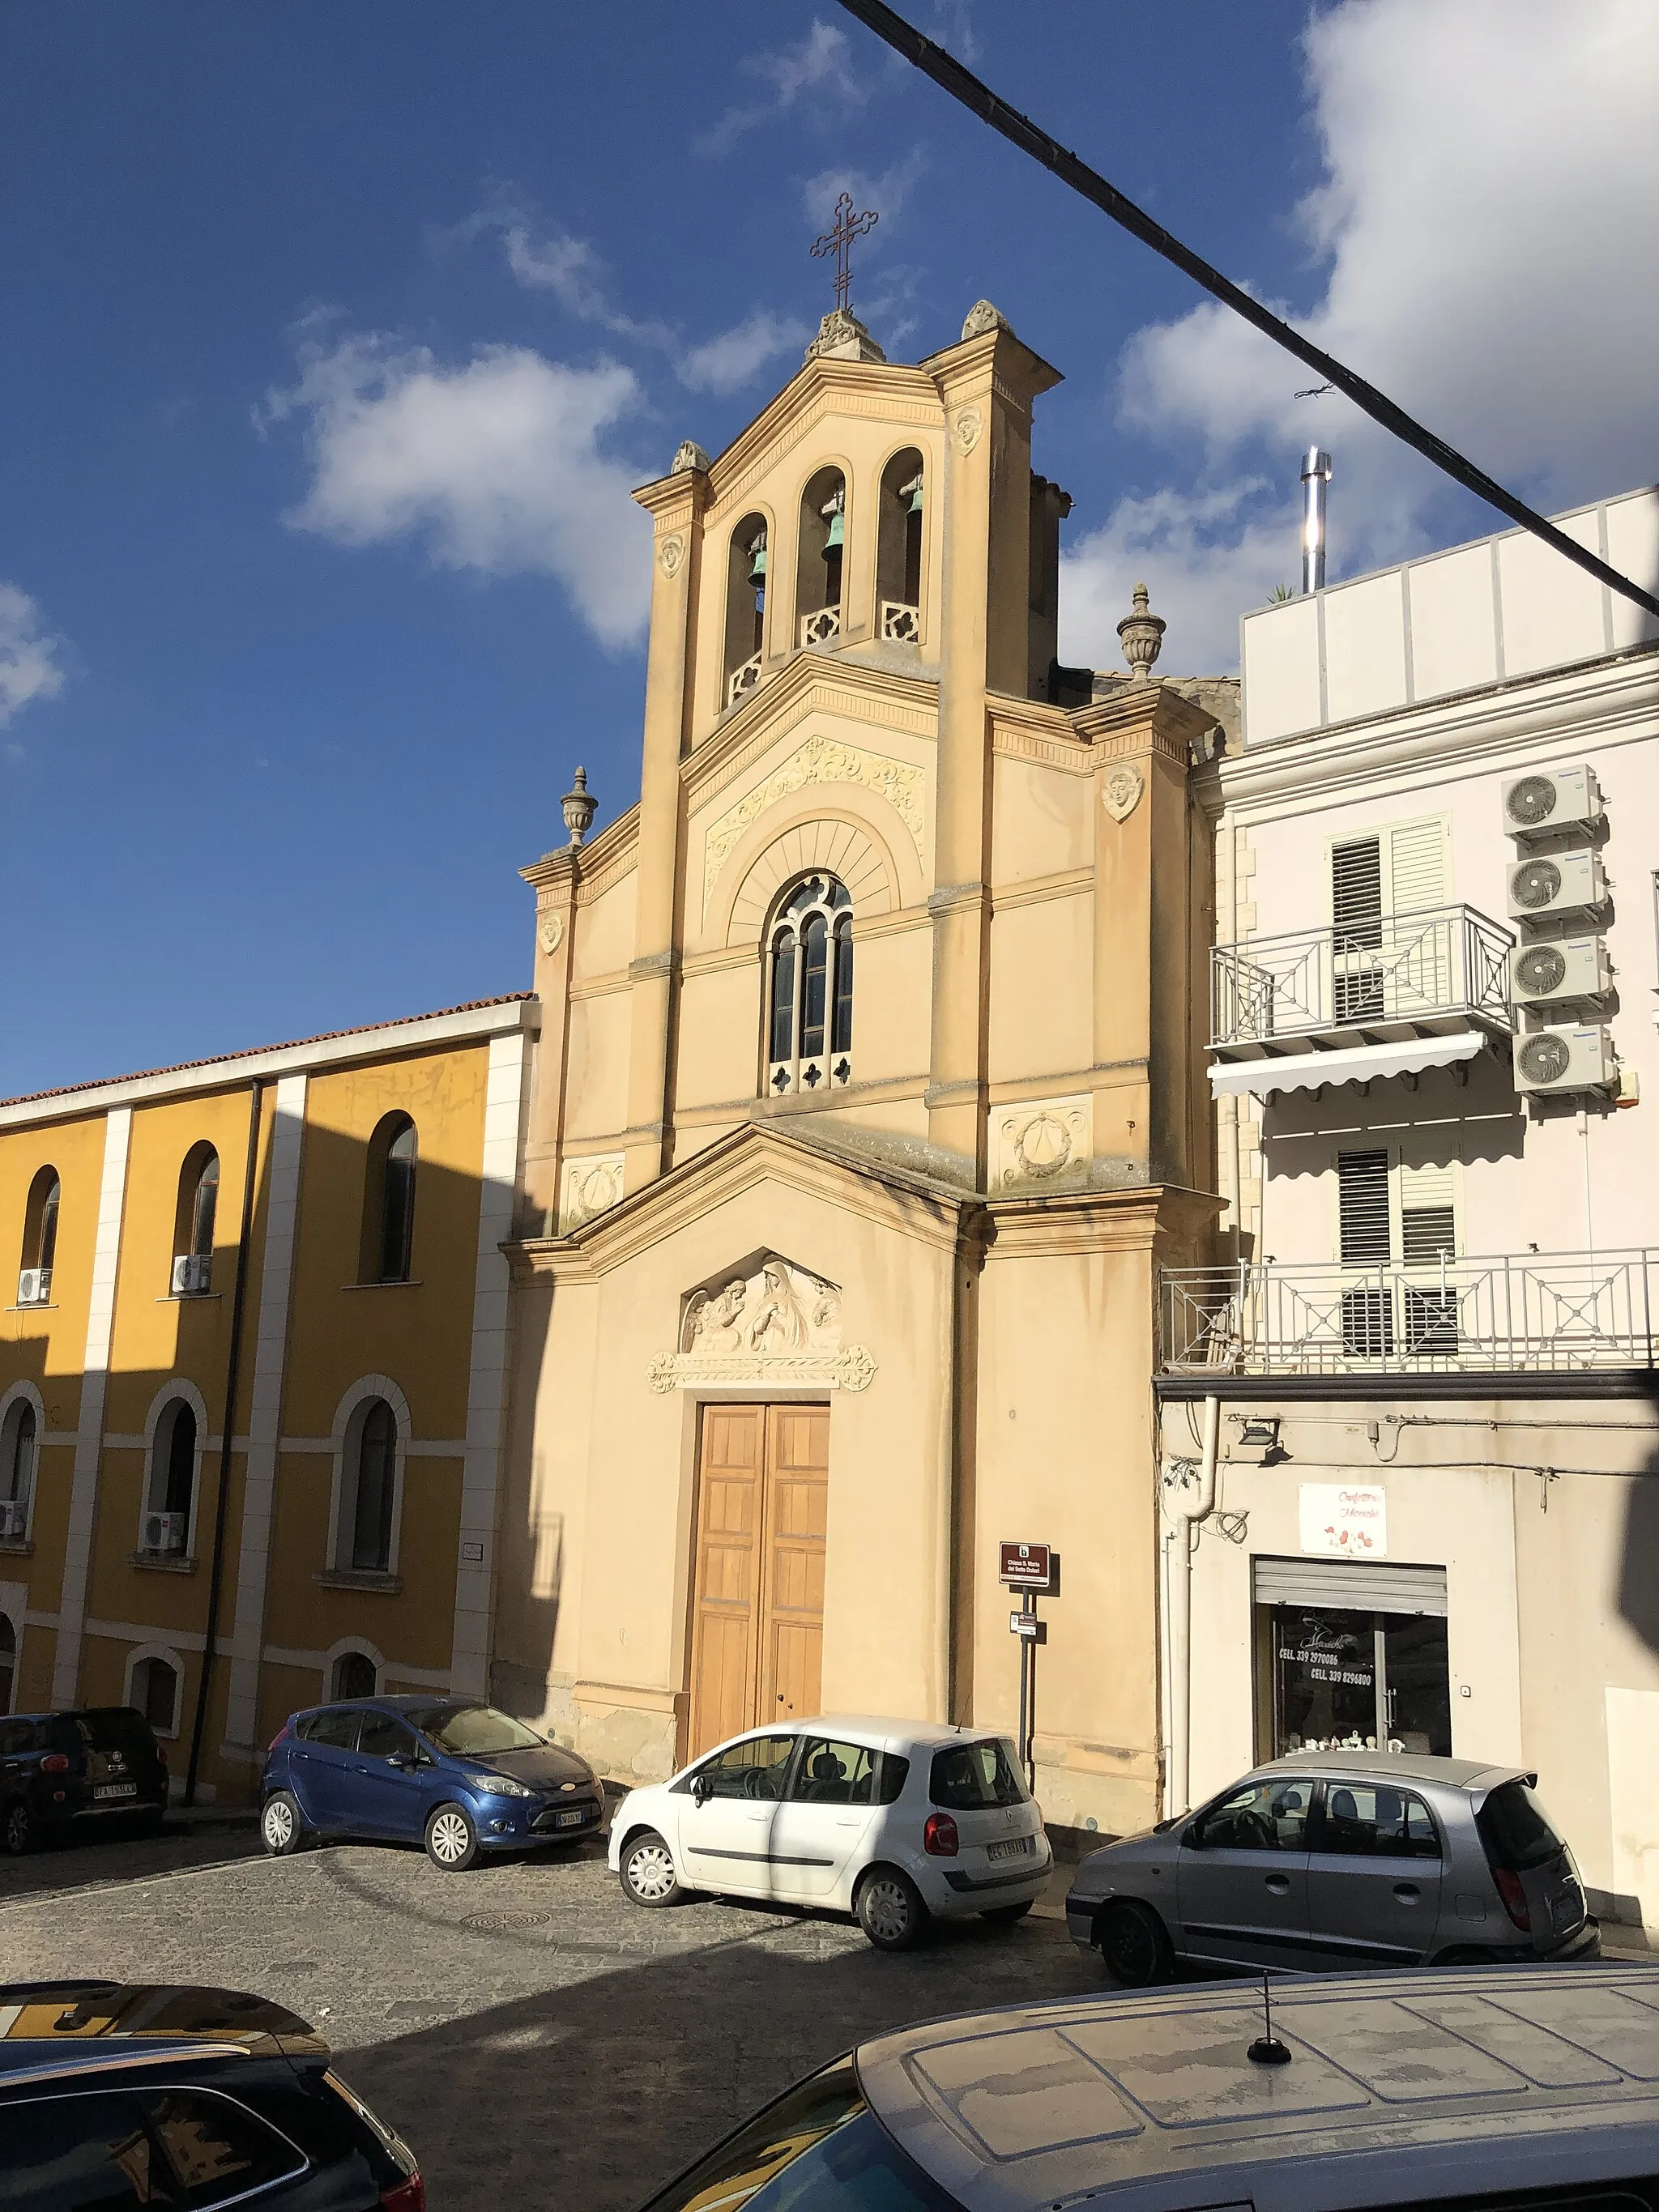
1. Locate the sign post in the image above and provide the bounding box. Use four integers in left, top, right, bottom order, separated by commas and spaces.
999, 1541, 1052, 1792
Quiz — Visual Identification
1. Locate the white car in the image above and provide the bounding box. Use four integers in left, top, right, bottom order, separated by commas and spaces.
608, 1715, 1053, 1950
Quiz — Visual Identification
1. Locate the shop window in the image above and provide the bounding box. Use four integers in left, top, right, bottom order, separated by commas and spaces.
171, 1144, 219, 1295
333, 1649, 377, 1700
134, 1653, 180, 1735
765, 874, 854, 1097
360, 1115, 417, 1284
875, 449, 924, 643
1255, 1577, 1452, 1762
19, 1166, 59, 1304
1, 1400, 36, 1541
143, 1400, 197, 1557
343, 1398, 398, 1574
795, 466, 847, 646
723, 512, 770, 707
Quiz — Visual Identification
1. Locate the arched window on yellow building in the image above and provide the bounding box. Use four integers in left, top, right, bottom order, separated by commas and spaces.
360, 1114, 417, 1284
143, 1400, 197, 1558
1, 1399, 36, 1543
172, 1144, 218, 1296
345, 1397, 399, 1574
19, 1166, 59, 1305
766, 873, 854, 1097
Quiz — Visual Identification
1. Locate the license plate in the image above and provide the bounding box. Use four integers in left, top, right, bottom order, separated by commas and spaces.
987, 1836, 1030, 1863
95, 1784, 137, 1801
555, 1808, 586, 1830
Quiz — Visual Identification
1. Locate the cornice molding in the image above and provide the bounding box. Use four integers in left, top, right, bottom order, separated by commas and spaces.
694, 359, 944, 526
983, 1182, 1223, 1259
684, 653, 939, 816
572, 808, 642, 906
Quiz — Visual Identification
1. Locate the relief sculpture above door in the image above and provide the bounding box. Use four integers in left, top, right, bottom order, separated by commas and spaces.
647, 1252, 876, 1392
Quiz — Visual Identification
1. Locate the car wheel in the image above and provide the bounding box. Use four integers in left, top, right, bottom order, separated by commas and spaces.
855, 1868, 930, 1952
620, 1829, 683, 1907
1, 1797, 31, 1856
1096, 1899, 1174, 1987
981, 1899, 1035, 1927
424, 1803, 480, 1871
260, 1792, 307, 1857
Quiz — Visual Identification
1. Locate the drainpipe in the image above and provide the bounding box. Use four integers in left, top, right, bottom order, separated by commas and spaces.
1163, 1392, 1221, 1816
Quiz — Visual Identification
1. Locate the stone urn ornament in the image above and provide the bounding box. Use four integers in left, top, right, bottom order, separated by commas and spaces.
561, 765, 598, 848
1117, 582, 1166, 681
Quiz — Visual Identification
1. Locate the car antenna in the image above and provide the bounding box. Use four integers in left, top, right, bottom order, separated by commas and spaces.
1247, 1972, 1291, 2066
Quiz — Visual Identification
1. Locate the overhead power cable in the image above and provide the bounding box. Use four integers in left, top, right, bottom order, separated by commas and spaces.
834, 0, 1659, 626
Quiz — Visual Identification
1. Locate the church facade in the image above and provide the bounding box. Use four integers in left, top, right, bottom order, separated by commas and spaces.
493, 302, 1224, 1835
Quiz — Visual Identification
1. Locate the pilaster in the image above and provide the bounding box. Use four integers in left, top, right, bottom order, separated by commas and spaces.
519, 846, 579, 1229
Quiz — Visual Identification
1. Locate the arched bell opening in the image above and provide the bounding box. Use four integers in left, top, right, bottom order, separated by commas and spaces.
723, 510, 770, 710
875, 448, 925, 646
795, 466, 847, 650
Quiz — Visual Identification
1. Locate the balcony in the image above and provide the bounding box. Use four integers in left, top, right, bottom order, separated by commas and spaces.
1162, 1251, 1659, 1376
1211, 906, 1514, 1084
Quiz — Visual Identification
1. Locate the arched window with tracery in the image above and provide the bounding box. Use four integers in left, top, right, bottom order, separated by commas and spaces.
765, 873, 854, 1097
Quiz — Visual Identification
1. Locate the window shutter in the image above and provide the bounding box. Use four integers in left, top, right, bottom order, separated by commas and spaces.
1386, 820, 1448, 916
1337, 1149, 1392, 1266
1400, 1161, 1456, 1264
1332, 837, 1383, 943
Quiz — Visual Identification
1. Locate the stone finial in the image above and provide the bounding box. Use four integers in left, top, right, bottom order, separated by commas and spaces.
961, 298, 1010, 342
670, 441, 709, 475
804, 309, 887, 366
561, 765, 598, 848
1117, 582, 1166, 682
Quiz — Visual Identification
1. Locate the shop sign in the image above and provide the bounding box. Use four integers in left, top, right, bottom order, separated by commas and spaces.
1298, 1483, 1387, 1558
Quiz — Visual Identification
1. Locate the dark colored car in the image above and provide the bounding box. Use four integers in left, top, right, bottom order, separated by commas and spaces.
0, 1707, 169, 1856
260, 1695, 605, 1870
1064, 1750, 1599, 1984
1, 1979, 421, 2212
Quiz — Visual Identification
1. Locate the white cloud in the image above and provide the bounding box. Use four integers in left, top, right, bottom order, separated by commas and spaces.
1061, 0, 1659, 674
680, 309, 812, 396
261, 330, 653, 650
0, 583, 67, 746
698, 20, 866, 156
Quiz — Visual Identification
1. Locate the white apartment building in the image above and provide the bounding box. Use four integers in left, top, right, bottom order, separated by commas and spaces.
1158, 481, 1659, 1940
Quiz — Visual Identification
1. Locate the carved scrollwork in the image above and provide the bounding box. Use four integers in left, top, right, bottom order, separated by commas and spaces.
652, 1255, 875, 1392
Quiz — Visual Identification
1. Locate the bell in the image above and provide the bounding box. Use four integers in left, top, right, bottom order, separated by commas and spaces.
823, 509, 845, 555
902, 473, 924, 514
747, 530, 767, 586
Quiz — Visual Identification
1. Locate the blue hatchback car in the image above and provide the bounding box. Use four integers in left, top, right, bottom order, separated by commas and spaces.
260, 1695, 605, 1870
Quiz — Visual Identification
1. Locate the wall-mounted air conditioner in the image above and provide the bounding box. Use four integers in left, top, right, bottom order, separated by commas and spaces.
1508, 848, 1608, 923
1509, 935, 1614, 1009
1502, 764, 1604, 838
16, 1268, 51, 1306
0, 1500, 28, 1541
142, 1509, 188, 1554
171, 1254, 212, 1297
1512, 1024, 1618, 1097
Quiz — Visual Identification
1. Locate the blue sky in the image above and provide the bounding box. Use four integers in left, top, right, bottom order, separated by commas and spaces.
3, 2, 1655, 1098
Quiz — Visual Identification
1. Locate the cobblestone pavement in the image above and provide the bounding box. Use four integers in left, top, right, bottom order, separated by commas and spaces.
1, 1824, 1103, 2212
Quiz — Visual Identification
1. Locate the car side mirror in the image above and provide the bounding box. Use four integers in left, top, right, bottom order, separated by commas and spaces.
692, 1771, 714, 1805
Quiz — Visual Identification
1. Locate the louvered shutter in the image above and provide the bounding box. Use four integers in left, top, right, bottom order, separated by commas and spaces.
1332, 837, 1383, 948
1400, 1162, 1456, 1264
1337, 1149, 1392, 1266
1386, 820, 1448, 916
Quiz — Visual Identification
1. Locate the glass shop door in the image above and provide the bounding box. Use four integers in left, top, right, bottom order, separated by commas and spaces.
1269, 1605, 1452, 1757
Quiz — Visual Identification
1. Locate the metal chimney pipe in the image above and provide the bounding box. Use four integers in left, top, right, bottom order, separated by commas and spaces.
1301, 446, 1333, 593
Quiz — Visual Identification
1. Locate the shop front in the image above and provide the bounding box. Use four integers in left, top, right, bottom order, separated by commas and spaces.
1252, 1557, 1452, 1759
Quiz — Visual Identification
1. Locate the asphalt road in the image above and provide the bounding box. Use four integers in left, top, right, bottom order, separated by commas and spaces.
0, 1820, 1102, 2212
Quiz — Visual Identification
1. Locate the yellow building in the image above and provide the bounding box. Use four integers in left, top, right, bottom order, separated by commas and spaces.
494, 300, 1225, 1835
0, 996, 535, 1801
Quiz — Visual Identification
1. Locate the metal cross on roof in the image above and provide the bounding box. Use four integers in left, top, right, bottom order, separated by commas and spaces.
811, 191, 878, 313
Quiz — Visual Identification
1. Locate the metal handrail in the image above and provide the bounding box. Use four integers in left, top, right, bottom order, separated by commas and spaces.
1161, 1248, 1659, 1374
1210, 903, 1514, 1048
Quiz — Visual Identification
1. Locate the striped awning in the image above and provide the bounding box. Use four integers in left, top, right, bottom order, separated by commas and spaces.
1209, 1029, 1486, 1098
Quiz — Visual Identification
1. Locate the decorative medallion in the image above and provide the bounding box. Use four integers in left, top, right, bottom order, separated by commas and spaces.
537, 912, 565, 957
953, 406, 983, 455
659, 533, 685, 578
648, 1254, 876, 1393
992, 1095, 1092, 1191
558, 1153, 625, 1233
702, 732, 925, 907
1102, 764, 1145, 823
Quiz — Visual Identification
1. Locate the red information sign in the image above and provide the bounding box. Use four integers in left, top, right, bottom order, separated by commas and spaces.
999, 1541, 1051, 1590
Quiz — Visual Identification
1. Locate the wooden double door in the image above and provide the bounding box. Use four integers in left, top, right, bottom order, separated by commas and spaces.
688, 1403, 829, 1760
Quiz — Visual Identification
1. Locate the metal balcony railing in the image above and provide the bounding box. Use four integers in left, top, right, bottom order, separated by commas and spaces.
1161, 1251, 1659, 1375
1211, 904, 1513, 1057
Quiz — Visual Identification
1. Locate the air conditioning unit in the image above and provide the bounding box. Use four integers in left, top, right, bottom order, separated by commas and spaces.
1512, 1024, 1618, 1097
16, 1267, 51, 1306
1509, 935, 1614, 1009
143, 1510, 188, 1554
1502, 763, 1603, 838
1508, 848, 1608, 923
171, 1254, 212, 1296
0, 1500, 28, 1541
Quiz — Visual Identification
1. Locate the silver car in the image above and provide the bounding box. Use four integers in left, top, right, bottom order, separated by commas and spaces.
1064, 1750, 1598, 1983
639, 1963, 1657, 2212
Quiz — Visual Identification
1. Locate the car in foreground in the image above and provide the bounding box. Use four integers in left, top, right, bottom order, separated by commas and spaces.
260, 1695, 603, 1869
1065, 1749, 1598, 1984
1, 1978, 422, 2212
608, 1716, 1051, 1950
0, 1705, 169, 1856
637, 1963, 1659, 2212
